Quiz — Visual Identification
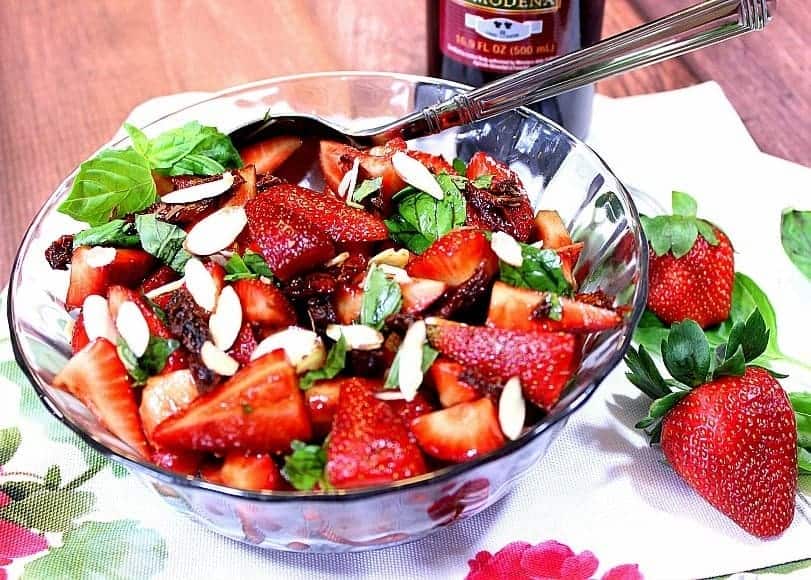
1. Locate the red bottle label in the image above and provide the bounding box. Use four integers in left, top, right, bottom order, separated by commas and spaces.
438, 0, 568, 73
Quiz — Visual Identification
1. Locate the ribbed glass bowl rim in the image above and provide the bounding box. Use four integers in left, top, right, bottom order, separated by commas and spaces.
8, 71, 648, 502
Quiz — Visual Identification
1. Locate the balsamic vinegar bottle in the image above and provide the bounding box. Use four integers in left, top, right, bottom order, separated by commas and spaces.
427, 0, 606, 140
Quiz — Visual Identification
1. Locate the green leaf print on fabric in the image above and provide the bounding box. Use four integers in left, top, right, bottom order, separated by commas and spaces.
22, 520, 168, 580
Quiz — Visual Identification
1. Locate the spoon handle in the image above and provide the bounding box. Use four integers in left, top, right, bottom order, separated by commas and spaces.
391, 0, 775, 141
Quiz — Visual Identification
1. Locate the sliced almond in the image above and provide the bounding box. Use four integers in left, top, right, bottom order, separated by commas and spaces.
369, 248, 410, 268
251, 326, 326, 373
200, 341, 239, 376
184, 206, 247, 256
115, 300, 150, 358
82, 294, 117, 342
184, 258, 219, 311
325, 324, 384, 351
377, 264, 411, 284
374, 390, 407, 401
209, 285, 242, 351
160, 172, 235, 204
529, 241, 544, 249
324, 251, 350, 268
85, 246, 117, 268
397, 320, 427, 402
144, 278, 185, 300
391, 151, 444, 200
337, 157, 360, 200
498, 377, 526, 441
491, 231, 524, 267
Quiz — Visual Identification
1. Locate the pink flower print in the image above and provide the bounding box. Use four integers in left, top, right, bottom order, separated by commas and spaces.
0, 520, 48, 559
465, 539, 642, 580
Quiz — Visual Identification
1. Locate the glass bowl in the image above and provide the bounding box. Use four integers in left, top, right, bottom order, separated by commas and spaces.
7, 72, 647, 552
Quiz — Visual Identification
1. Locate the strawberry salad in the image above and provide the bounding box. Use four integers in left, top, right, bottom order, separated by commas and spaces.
44, 121, 622, 492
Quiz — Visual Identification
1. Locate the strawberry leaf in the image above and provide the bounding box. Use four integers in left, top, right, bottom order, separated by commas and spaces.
624, 345, 671, 400
661, 320, 711, 387
671, 191, 697, 217
636, 389, 690, 436
713, 345, 746, 378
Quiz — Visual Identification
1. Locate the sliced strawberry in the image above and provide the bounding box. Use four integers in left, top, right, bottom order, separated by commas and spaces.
262, 184, 388, 243
219, 451, 287, 491
139, 265, 179, 295
326, 378, 427, 489
139, 369, 199, 444
152, 350, 311, 453
407, 151, 457, 175
71, 314, 90, 354
533, 210, 573, 249
53, 339, 149, 457
428, 358, 480, 407
231, 279, 296, 328
555, 242, 584, 287
240, 136, 303, 175
385, 391, 436, 426
227, 322, 258, 365
411, 398, 505, 463
426, 319, 577, 410
66, 247, 154, 309
406, 229, 497, 287
151, 449, 202, 476
224, 165, 257, 208
467, 151, 522, 187
400, 277, 447, 314
319, 140, 363, 193
357, 141, 407, 214
245, 193, 335, 281
305, 379, 342, 437
486, 281, 620, 333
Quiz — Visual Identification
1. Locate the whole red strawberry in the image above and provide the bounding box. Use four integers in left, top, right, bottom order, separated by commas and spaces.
643, 191, 734, 328
626, 310, 797, 537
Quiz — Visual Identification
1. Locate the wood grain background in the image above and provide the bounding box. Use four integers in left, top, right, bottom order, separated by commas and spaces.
1, 0, 808, 281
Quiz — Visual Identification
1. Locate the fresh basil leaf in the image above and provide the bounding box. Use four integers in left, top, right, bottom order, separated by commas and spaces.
300, 334, 347, 390
662, 320, 711, 387
360, 266, 402, 330
123, 123, 150, 159
224, 251, 274, 282
385, 343, 438, 389
781, 209, 811, 282
352, 177, 382, 203
117, 336, 178, 386
471, 174, 493, 189
452, 157, 467, 175
282, 440, 329, 491
170, 153, 226, 176
0, 427, 22, 465
145, 121, 242, 176
671, 191, 697, 217
632, 310, 670, 358
499, 244, 572, 295
384, 179, 465, 254
242, 251, 274, 279
134, 214, 191, 273
58, 148, 157, 226
72, 219, 140, 248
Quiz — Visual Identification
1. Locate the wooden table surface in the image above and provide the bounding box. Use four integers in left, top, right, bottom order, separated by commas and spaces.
1, 0, 808, 282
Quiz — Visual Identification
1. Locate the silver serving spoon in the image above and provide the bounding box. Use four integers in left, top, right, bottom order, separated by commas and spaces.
231, 0, 775, 147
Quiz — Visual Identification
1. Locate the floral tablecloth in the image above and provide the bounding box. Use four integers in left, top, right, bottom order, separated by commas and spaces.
2, 83, 810, 579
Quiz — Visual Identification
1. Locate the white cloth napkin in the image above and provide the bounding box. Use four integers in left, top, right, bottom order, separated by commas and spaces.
49, 83, 811, 579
